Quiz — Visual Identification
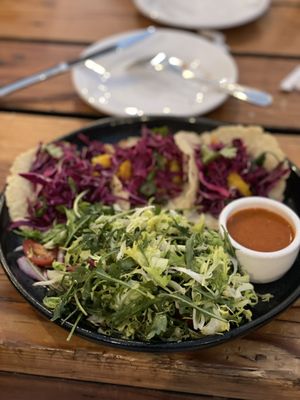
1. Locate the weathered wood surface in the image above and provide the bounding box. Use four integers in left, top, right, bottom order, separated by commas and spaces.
0, 42, 300, 128
0, 113, 300, 400
0, 0, 299, 57
0, 371, 225, 400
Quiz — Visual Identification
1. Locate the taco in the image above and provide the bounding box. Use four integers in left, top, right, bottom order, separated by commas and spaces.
5, 140, 117, 229
5, 125, 290, 231
5, 127, 190, 228
189, 125, 290, 228
108, 126, 189, 209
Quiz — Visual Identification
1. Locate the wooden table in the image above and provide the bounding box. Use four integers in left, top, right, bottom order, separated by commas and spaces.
0, 1, 300, 399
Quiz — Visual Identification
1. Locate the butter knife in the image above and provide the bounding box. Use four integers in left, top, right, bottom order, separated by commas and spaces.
0, 27, 155, 98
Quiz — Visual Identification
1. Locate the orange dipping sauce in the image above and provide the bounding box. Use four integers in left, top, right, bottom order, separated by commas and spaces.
227, 208, 295, 252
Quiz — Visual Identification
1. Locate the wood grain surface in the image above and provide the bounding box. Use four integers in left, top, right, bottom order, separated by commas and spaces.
1, 0, 300, 398
0, 371, 223, 400
0, 42, 300, 128
0, 0, 299, 57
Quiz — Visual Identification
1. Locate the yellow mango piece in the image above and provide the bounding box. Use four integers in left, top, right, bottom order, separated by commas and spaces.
227, 172, 252, 196
169, 160, 181, 173
117, 160, 132, 181
92, 154, 112, 168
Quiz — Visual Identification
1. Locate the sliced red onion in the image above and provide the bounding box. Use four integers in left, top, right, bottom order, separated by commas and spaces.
57, 248, 65, 263
13, 245, 23, 252
34, 269, 64, 287
17, 256, 45, 281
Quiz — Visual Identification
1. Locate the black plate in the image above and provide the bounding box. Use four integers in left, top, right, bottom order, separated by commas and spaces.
1, 115, 300, 352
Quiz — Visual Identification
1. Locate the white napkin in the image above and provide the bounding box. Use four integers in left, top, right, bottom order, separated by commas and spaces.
280, 66, 300, 92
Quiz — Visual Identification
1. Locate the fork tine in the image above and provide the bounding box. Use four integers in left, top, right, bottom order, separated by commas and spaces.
127, 52, 166, 70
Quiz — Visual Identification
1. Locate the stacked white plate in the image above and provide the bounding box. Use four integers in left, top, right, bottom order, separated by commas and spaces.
133, 0, 271, 30
72, 28, 237, 117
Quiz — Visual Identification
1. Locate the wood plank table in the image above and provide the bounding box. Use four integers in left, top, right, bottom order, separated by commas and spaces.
0, 1, 300, 399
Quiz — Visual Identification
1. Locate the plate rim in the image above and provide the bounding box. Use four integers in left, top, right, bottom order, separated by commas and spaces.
133, 0, 272, 30
1, 115, 300, 352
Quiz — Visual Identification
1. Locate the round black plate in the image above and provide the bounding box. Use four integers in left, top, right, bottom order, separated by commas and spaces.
1, 115, 300, 352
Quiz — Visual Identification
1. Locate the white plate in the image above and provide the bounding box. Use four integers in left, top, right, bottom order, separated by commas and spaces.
133, 0, 271, 30
72, 28, 238, 117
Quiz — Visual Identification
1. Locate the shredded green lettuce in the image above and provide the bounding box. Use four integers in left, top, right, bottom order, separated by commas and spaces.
26, 198, 258, 342
201, 144, 237, 165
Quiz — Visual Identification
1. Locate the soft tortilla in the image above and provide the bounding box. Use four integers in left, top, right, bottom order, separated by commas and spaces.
200, 125, 286, 170
5, 147, 37, 222
118, 136, 140, 149
167, 131, 201, 210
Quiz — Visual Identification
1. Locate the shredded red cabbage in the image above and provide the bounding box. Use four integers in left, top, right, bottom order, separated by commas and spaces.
195, 138, 289, 216
18, 141, 116, 229
15, 126, 186, 229
13, 128, 289, 230
112, 126, 185, 205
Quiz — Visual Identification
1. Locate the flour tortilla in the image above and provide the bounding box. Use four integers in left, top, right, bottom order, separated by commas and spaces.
118, 136, 140, 149
167, 131, 201, 210
200, 125, 286, 171
5, 147, 37, 222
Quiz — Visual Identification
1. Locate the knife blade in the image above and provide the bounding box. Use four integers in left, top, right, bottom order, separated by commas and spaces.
0, 27, 155, 98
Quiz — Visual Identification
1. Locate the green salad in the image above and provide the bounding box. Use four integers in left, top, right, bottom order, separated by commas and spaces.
20, 197, 258, 342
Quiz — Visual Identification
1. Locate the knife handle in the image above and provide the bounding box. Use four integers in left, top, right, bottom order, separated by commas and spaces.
0, 62, 69, 97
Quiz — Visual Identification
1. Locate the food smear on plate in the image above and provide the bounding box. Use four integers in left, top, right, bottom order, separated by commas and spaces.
227, 208, 295, 252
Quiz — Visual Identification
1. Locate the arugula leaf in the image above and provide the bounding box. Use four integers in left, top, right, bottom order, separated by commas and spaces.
201, 144, 237, 165
35, 201, 258, 341
185, 234, 195, 270
253, 152, 266, 167
151, 126, 169, 137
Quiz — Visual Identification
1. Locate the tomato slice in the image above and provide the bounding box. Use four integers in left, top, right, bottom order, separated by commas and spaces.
23, 239, 57, 267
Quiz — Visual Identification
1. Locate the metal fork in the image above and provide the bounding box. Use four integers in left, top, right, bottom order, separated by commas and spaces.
128, 52, 273, 107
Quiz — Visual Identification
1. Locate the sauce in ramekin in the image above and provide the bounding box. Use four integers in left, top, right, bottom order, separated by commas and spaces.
227, 208, 295, 252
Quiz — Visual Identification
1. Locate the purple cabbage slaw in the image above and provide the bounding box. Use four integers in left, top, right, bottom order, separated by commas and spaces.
195, 138, 289, 216
113, 126, 185, 205
12, 127, 290, 230
17, 140, 116, 229
14, 126, 186, 229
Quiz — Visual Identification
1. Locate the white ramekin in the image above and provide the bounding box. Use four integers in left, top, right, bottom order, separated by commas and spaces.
218, 197, 300, 283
